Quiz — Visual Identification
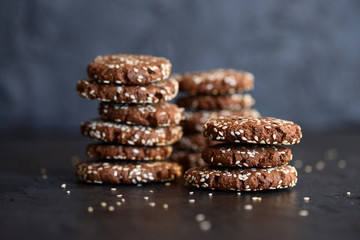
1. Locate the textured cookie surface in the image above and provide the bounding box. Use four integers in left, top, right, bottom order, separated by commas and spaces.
177, 133, 217, 152
203, 116, 302, 145
99, 102, 183, 127
182, 109, 260, 133
177, 94, 254, 111
184, 165, 297, 191
87, 143, 173, 161
87, 54, 171, 85
176, 69, 254, 95
202, 143, 292, 167
81, 120, 183, 146
77, 78, 178, 104
75, 161, 182, 184
172, 151, 206, 170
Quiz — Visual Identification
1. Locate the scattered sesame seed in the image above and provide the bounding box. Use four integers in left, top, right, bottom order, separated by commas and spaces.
304, 197, 310, 202
199, 221, 212, 231
42, 174, 48, 180
66, 190, 70, 195
165, 182, 171, 187
121, 198, 125, 203
61, 183, 66, 189
338, 160, 346, 169
304, 165, 313, 173
163, 204, 169, 209
149, 202, 156, 207
111, 188, 117, 191
189, 199, 195, 204
189, 191, 194, 195
346, 192, 351, 196
40, 168, 47, 174
195, 213, 205, 222
144, 196, 149, 200
208, 193, 213, 197
294, 159, 303, 169
101, 202, 107, 207
116, 194, 123, 198
149, 190, 154, 193
299, 210, 309, 217
315, 161, 325, 171
137, 184, 142, 187
108, 206, 115, 211
116, 202, 121, 206
252, 197, 262, 202
87, 206, 94, 213
244, 204, 253, 210
237, 192, 241, 196
324, 149, 338, 161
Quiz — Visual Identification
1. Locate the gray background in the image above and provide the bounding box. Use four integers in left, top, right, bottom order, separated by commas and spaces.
1, 0, 359, 134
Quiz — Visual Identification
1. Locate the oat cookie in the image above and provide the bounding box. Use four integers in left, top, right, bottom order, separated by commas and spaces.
75, 161, 182, 184
203, 116, 302, 145
87, 54, 171, 85
202, 143, 292, 167
81, 120, 183, 146
77, 78, 178, 104
184, 165, 297, 191
87, 143, 173, 161
176, 69, 254, 95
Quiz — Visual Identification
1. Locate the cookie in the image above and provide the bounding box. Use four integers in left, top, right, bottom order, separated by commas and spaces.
184, 165, 297, 191
177, 133, 217, 152
87, 54, 171, 85
201, 143, 292, 167
81, 120, 183, 146
182, 109, 260, 133
175, 69, 254, 95
176, 94, 254, 111
75, 161, 182, 184
172, 151, 206, 170
76, 78, 178, 104
99, 102, 183, 127
87, 143, 173, 161
203, 117, 302, 145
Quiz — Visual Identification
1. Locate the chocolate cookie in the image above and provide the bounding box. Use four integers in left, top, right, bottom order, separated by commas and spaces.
182, 109, 260, 133
203, 117, 302, 145
75, 161, 182, 184
99, 102, 183, 127
184, 165, 298, 191
81, 120, 183, 146
77, 78, 178, 104
172, 151, 206, 170
87, 54, 171, 85
202, 143, 292, 167
177, 133, 217, 152
87, 143, 173, 161
176, 94, 255, 111
175, 69, 254, 95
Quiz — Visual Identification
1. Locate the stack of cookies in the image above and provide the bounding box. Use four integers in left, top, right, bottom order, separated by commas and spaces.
173, 69, 260, 170
184, 116, 302, 191
75, 54, 184, 184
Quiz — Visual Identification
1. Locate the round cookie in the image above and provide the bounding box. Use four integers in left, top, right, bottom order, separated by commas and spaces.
99, 102, 183, 127
77, 78, 178, 104
177, 133, 217, 152
203, 116, 302, 145
176, 94, 254, 111
87, 54, 171, 85
75, 161, 182, 184
202, 143, 292, 167
81, 119, 183, 146
172, 151, 206, 170
182, 109, 260, 133
175, 69, 254, 95
184, 165, 298, 191
87, 143, 173, 161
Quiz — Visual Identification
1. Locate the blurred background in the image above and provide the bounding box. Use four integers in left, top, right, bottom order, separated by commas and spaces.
0, 0, 359, 134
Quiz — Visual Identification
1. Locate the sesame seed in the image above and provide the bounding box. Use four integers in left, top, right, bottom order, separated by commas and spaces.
116, 202, 121, 206
61, 183, 66, 189
149, 202, 156, 207
346, 192, 351, 196
149, 190, 154, 193
304, 197, 310, 202
304, 165, 313, 173
252, 197, 262, 202
237, 192, 241, 196
298, 210, 309, 217
189, 199, 195, 204
116, 194, 123, 198
199, 221, 212, 231
108, 206, 115, 211
144, 196, 149, 200
165, 182, 171, 187
42, 174, 48, 180
87, 206, 94, 213
66, 190, 70, 195
189, 191, 194, 195
101, 202, 107, 207
208, 193, 213, 197
163, 204, 169, 209
111, 188, 117, 191
195, 213, 205, 222
244, 204, 253, 210
121, 198, 125, 203
40, 168, 47, 174
315, 161, 325, 171
338, 160, 346, 169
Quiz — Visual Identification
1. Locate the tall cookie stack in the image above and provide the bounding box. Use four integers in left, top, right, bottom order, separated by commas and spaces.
184, 116, 302, 191
75, 54, 183, 184
173, 69, 260, 170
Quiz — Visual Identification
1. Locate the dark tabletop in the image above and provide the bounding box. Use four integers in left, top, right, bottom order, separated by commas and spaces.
1, 131, 359, 240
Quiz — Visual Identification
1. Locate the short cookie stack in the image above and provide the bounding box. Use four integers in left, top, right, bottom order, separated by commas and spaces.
75, 54, 183, 184
184, 116, 302, 191
173, 69, 260, 170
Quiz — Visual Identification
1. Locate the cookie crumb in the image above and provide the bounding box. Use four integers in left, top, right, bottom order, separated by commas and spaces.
189, 199, 195, 204
149, 202, 156, 207
101, 202, 107, 207
199, 221, 212, 231
338, 160, 346, 169
111, 188, 117, 191
195, 213, 205, 222
303, 197, 310, 202
108, 206, 115, 211
299, 210, 309, 217
163, 204, 169, 209
88, 206, 94, 213
165, 182, 171, 187
244, 204, 253, 210
304, 165, 313, 173
346, 192, 351, 196
61, 183, 66, 189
